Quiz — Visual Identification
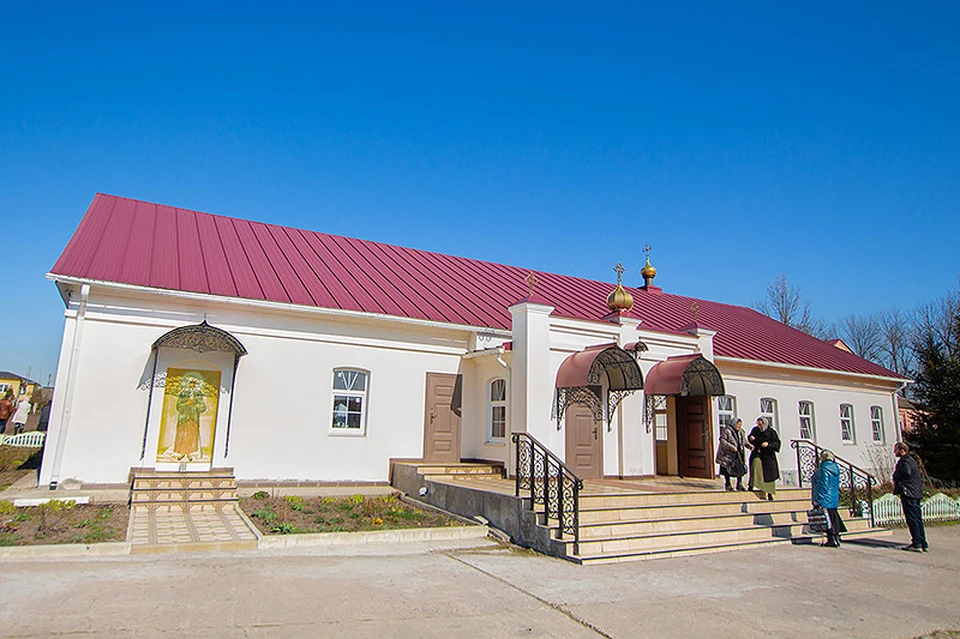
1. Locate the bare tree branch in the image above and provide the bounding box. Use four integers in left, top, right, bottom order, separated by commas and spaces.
753, 273, 828, 338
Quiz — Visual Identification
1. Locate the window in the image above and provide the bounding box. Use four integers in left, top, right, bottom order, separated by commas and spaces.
760, 398, 779, 432
799, 401, 816, 441
839, 404, 855, 443
717, 395, 737, 428
870, 406, 885, 443
488, 378, 507, 441
651, 396, 668, 442
331, 369, 368, 433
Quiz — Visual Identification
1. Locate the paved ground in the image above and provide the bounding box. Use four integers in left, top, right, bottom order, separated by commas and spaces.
0, 526, 956, 638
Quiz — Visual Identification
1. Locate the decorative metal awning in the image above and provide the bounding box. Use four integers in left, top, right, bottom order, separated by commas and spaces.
555, 344, 644, 428
644, 354, 725, 397
152, 320, 248, 356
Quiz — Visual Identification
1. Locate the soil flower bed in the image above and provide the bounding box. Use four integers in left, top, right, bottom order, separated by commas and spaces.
239, 492, 463, 535
0, 500, 129, 546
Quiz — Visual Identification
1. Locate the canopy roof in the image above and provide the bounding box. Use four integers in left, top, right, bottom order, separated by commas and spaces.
152, 321, 247, 357
555, 344, 643, 391
644, 354, 725, 397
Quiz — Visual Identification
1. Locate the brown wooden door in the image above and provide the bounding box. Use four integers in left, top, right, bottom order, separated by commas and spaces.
423, 373, 461, 463
676, 395, 713, 479
565, 404, 603, 479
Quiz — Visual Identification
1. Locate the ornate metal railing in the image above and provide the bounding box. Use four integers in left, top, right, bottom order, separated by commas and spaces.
791, 439, 876, 527
513, 432, 583, 552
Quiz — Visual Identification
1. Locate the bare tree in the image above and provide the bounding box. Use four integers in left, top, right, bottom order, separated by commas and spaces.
753, 273, 828, 338
834, 313, 882, 362
877, 308, 915, 377
915, 291, 960, 359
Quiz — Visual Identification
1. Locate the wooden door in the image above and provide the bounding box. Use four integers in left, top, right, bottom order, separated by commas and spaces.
676, 395, 713, 479
565, 404, 603, 479
423, 373, 461, 463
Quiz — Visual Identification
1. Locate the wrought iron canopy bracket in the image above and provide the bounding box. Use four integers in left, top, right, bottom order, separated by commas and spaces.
152, 320, 248, 356
556, 385, 603, 429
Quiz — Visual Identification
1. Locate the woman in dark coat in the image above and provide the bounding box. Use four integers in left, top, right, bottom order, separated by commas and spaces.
748, 417, 780, 500
715, 417, 750, 491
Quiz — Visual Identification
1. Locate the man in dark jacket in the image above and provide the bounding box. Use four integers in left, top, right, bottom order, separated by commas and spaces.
893, 442, 927, 552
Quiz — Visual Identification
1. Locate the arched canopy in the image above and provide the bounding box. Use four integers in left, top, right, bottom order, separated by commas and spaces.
644, 354, 724, 397
152, 320, 247, 357
556, 343, 643, 391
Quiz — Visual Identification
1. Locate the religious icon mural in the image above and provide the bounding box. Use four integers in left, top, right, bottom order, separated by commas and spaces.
156, 368, 221, 464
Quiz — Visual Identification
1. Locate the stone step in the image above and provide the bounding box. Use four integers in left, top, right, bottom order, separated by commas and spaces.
416, 464, 504, 477
132, 501, 242, 514
572, 537, 791, 564
569, 497, 813, 524
130, 470, 239, 505
571, 524, 791, 556
574, 510, 808, 538
579, 488, 811, 508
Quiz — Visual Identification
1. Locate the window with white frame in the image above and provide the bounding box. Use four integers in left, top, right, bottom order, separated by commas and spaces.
760, 397, 779, 432
839, 403, 856, 443
870, 406, 885, 443
652, 396, 668, 442
799, 401, 816, 440
488, 378, 507, 441
717, 395, 737, 428
331, 369, 368, 433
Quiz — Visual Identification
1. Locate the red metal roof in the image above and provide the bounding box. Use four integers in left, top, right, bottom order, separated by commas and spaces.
51, 194, 903, 380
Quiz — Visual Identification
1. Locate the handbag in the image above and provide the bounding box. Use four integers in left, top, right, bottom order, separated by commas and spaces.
806, 507, 831, 533
727, 456, 747, 477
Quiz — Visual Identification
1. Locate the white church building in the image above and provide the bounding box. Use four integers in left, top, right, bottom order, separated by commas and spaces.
39, 194, 906, 491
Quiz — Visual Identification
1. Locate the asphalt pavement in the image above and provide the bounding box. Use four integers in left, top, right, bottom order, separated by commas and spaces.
0, 525, 956, 638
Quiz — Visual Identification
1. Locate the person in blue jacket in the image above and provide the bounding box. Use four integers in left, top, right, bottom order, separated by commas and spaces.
811, 450, 846, 547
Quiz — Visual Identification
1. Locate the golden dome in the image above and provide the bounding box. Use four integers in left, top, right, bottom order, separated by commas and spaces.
640, 257, 657, 280
607, 283, 634, 312
607, 262, 633, 312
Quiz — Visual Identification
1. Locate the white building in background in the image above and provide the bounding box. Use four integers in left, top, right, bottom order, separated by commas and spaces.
39, 194, 906, 488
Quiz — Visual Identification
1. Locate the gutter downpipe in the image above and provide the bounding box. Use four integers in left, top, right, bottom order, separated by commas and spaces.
49, 283, 90, 490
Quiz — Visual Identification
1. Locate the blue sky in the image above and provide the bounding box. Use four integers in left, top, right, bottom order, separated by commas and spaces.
1, 2, 958, 384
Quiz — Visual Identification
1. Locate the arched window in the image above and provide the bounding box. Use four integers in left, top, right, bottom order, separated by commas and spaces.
870, 406, 885, 443
799, 401, 816, 441
716, 395, 737, 428
760, 398, 779, 432
488, 378, 507, 441
840, 403, 856, 443
331, 369, 369, 434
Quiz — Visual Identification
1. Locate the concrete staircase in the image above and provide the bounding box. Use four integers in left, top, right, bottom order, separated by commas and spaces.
127, 468, 258, 550
542, 487, 885, 564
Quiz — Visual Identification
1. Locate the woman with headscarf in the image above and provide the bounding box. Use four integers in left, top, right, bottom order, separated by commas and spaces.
747, 416, 780, 500
810, 450, 846, 547
715, 417, 750, 491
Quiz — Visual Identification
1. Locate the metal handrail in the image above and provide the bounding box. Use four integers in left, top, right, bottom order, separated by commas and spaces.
790, 439, 876, 527
512, 432, 583, 553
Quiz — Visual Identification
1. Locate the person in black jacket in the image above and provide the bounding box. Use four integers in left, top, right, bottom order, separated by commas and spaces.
747, 417, 780, 500
893, 442, 927, 552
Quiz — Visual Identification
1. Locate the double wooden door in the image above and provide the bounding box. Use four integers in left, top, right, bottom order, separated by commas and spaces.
676, 395, 714, 479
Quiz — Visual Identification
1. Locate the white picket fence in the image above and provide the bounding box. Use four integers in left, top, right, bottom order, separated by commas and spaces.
872, 492, 960, 526
0, 431, 46, 448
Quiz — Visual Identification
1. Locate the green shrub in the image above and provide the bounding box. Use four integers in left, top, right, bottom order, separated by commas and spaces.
251, 509, 278, 525
271, 522, 297, 534
0, 500, 15, 515
251, 491, 270, 500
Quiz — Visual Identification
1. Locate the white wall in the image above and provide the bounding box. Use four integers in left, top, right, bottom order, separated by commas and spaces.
718, 362, 899, 482
41, 285, 472, 485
